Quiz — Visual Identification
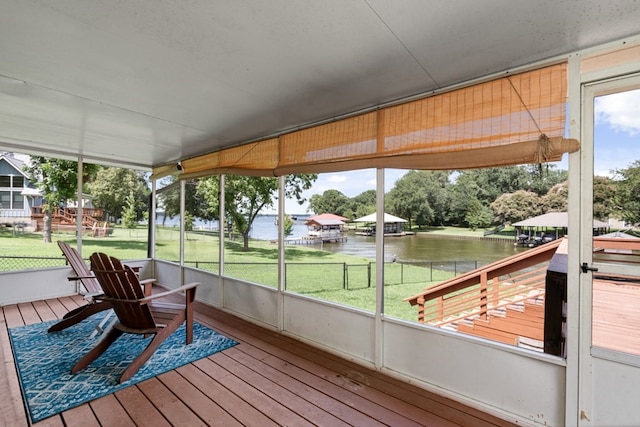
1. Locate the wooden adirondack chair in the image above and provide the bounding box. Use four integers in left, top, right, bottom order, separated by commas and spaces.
71, 252, 199, 383
48, 241, 154, 333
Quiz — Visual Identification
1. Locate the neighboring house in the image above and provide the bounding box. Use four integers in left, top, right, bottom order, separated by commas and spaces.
0, 153, 41, 221
1, 153, 102, 232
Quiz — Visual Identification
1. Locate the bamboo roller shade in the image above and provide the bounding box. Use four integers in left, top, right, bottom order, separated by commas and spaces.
173, 62, 578, 179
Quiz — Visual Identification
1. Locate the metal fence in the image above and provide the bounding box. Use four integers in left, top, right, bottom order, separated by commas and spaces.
1, 256, 479, 291
0, 256, 68, 271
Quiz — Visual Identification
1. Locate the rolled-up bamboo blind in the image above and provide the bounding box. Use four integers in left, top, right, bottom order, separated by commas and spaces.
180, 138, 279, 179
177, 62, 578, 179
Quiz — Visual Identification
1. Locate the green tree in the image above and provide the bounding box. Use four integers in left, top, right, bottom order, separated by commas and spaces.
349, 190, 377, 220
449, 165, 567, 225
464, 198, 494, 230
490, 190, 542, 224
521, 164, 568, 195
457, 167, 529, 203
386, 173, 431, 228
593, 175, 617, 221
157, 178, 213, 224
386, 170, 451, 228
613, 161, 640, 225
24, 156, 99, 243
121, 190, 138, 228
88, 167, 150, 222
308, 189, 350, 216
283, 215, 294, 237
541, 181, 568, 213
197, 174, 316, 251
450, 167, 529, 225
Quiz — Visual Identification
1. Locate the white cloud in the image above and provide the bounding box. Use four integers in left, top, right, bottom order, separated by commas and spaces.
593, 87, 640, 175
274, 169, 412, 215
595, 88, 640, 136
327, 174, 348, 184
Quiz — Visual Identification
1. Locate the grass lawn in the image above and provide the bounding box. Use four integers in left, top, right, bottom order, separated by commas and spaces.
0, 225, 455, 322
415, 225, 517, 238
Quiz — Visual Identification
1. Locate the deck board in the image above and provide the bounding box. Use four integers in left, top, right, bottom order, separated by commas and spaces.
0, 317, 27, 426
88, 394, 137, 427
60, 403, 100, 427
113, 386, 173, 427
200, 355, 325, 427
2, 295, 516, 427
137, 377, 208, 427
18, 302, 44, 325
43, 298, 74, 319
593, 280, 640, 354
158, 367, 245, 426
177, 361, 278, 426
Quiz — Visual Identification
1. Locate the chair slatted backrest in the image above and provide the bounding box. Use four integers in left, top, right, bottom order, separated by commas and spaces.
89, 252, 156, 330
57, 241, 102, 295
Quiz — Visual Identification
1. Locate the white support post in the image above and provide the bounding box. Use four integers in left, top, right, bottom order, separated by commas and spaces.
565, 52, 583, 427
150, 179, 157, 259
180, 179, 185, 284
278, 175, 285, 332
76, 156, 83, 254
375, 168, 385, 369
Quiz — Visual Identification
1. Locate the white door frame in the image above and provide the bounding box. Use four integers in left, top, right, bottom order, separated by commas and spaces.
576, 73, 640, 425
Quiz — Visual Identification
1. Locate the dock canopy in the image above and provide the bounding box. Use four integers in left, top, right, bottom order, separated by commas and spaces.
305, 213, 349, 223
513, 212, 608, 229
353, 213, 408, 224
305, 218, 346, 228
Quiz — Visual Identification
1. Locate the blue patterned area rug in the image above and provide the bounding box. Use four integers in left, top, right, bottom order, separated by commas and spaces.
8, 314, 238, 423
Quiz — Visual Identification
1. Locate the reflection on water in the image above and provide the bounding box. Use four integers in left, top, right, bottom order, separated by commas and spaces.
322, 234, 525, 265
248, 215, 524, 265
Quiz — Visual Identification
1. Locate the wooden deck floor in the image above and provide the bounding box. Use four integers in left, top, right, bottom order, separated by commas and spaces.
1, 294, 516, 427
593, 278, 640, 355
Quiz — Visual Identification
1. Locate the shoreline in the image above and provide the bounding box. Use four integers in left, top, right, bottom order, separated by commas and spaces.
414, 232, 515, 242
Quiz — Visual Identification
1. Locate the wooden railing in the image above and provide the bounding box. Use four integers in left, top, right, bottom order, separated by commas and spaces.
31, 206, 104, 219
429, 266, 548, 328
404, 239, 563, 324
404, 235, 640, 353
30, 206, 105, 231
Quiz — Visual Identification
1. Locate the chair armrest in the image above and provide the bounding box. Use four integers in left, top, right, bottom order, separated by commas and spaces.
67, 275, 95, 281
126, 265, 142, 273
139, 278, 156, 297
101, 282, 199, 304
139, 282, 199, 303
82, 291, 104, 300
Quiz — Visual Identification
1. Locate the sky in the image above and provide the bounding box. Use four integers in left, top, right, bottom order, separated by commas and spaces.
594, 87, 640, 177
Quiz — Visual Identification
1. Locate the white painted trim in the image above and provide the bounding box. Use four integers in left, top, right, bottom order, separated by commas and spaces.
577, 76, 597, 427
375, 168, 384, 369
578, 72, 640, 426
592, 347, 640, 369
277, 175, 285, 332
565, 52, 583, 426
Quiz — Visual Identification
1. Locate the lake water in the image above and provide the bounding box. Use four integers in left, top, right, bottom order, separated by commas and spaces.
159, 214, 523, 264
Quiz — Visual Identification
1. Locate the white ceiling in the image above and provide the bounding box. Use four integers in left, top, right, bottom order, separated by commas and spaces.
1, 0, 640, 169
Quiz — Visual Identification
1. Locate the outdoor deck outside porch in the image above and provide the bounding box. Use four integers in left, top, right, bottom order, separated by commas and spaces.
3, 236, 640, 425
1, 290, 516, 427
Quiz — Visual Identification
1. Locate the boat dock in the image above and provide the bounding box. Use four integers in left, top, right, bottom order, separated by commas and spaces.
270, 235, 348, 245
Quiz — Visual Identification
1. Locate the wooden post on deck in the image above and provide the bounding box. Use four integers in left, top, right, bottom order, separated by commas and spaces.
544, 241, 567, 356
480, 271, 488, 320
